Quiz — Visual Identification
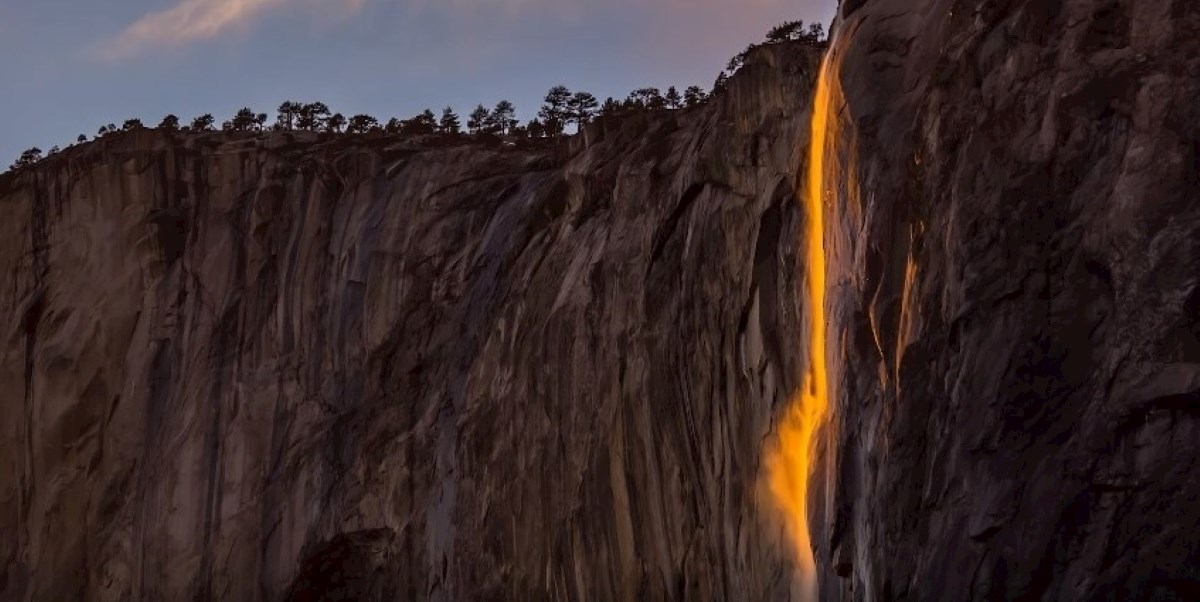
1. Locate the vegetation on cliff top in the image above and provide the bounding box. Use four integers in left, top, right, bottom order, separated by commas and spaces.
6, 20, 827, 174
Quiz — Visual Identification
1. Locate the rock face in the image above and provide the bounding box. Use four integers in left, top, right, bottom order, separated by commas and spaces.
0, 46, 822, 600
814, 0, 1200, 599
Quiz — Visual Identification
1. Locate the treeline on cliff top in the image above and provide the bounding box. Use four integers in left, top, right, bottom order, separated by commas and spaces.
7, 20, 826, 173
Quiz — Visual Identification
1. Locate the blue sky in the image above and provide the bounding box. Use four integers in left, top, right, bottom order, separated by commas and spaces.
0, 0, 835, 163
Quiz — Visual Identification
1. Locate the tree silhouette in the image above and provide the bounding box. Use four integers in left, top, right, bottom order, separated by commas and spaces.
526, 118, 546, 139
439, 107, 462, 134
347, 114, 380, 134
539, 85, 572, 136
123, 118, 145, 131
403, 109, 438, 136
9, 147, 43, 171
683, 86, 707, 107
232, 107, 259, 131
468, 104, 490, 135
489, 100, 518, 135
627, 88, 666, 110
76, 134, 87, 143
567, 92, 599, 131
385, 118, 403, 134
806, 23, 825, 42
326, 113, 347, 133
159, 114, 180, 130
297, 102, 330, 131
766, 20, 805, 43
47, 146, 60, 156
190, 114, 215, 131
713, 71, 730, 93
599, 97, 622, 119
276, 101, 301, 130
665, 86, 682, 109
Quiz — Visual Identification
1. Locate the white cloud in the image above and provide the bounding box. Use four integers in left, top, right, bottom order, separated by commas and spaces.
100, 0, 358, 59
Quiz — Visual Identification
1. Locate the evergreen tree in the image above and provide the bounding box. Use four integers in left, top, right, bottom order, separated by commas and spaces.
538, 85, 572, 136
77, 134, 88, 143
439, 107, 462, 134
766, 20, 805, 43
123, 118, 145, 131
232, 107, 259, 131
9, 147, 43, 171
627, 88, 665, 110
159, 114, 180, 130
490, 100, 518, 135
190, 114, 215, 131
276, 101, 301, 130
47, 146, 60, 156
683, 86, 708, 107
567, 92, 599, 131
806, 23, 825, 43
347, 114, 380, 134
467, 104, 490, 135
599, 97, 622, 119
713, 71, 731, 94
296, 102, 330, 131
327, 113, 347, 133
402, 109, 438, 136
526, 118, 546, 139
665, 86, 683, 109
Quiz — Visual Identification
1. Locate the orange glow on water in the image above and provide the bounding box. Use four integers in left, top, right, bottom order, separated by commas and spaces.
764, 56, 835, 595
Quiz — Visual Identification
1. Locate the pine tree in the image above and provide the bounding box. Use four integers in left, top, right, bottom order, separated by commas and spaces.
567, 92, 599, 131
526, 118, 546, 139
326, 113, 347, 133
490, 100, 518, 135
468, 104, 490, 135
190, 114, 215, 131
665, 86, 683, 109
538, 85, 572, 136
9, 147, 43, 171
599, 97, 622, 119
347, 114, 380, 134
276, 101, 301, 130
683, 86, 708, 107
231, 107, 258, 131
296, 102, 330, 131
123, 118, 145, 131
439, 107, 462, 134
159, 114, 180, 130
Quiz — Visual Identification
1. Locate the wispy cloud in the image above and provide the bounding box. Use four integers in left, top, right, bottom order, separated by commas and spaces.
100, 0, 363, 59
99, 0, 804, 60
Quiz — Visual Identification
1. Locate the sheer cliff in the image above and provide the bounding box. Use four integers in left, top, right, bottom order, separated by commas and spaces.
6, 0, 1200, 599
814, 0, 1200, 599
0, 45, 821, 600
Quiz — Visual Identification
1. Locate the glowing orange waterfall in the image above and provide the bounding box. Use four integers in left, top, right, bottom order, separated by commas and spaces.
764, 55, 836, 597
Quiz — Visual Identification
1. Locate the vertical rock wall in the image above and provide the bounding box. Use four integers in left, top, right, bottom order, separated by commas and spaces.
0, 45, 823, 601
816, 0, 1200, 599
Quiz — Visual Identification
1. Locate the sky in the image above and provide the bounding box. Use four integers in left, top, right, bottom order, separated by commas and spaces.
0, 0, 836, 163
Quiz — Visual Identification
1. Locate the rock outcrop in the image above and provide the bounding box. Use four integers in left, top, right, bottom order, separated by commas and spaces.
814, 0, 1200, 599
0, 45, 822, 600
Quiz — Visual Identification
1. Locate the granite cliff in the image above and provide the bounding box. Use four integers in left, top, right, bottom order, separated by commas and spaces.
0, 43, 819, 601
5, 0, 1200, 599
813, 0, 1200, 599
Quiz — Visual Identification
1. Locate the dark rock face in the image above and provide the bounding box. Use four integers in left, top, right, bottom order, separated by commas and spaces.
0, 46, 821, 600
814, 0, 1200, 599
